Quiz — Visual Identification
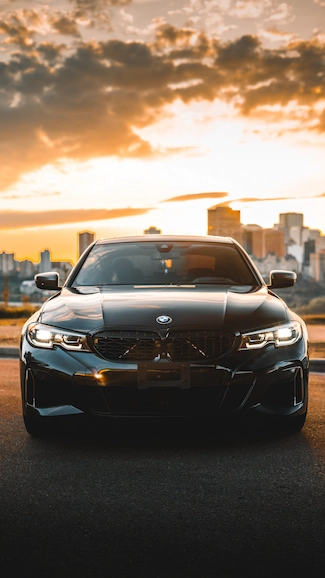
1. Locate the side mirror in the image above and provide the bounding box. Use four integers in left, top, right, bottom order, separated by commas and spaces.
268, 270, 296, 289
34, 272, 61, 291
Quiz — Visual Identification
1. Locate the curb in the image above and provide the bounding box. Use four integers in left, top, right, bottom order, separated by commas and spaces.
1, 347, 325, 373
0, 347, 20, 358
310, 359, 325, 373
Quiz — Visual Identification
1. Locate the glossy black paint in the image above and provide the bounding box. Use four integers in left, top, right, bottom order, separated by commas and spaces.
39, 285, 289, 333
20, 235, 309, 436
268, 270, 296, 289
35, 271, 61, 290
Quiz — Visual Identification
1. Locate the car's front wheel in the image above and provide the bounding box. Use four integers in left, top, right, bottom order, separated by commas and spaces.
23, 414, 52, 438
277, 410, 307, 433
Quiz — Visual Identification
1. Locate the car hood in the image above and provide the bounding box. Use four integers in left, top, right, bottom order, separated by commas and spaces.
39, 285, 290, 334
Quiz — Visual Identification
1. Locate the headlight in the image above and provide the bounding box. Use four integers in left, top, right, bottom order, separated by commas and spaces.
240, 321, 302, 350
27, 323, 90, 351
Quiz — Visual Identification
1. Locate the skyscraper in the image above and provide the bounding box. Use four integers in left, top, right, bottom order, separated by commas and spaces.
242, 226, 285, 258
207, 206, 242, 243
39, 249, 51, 273
78, 231, 95, 259
279, 213, 304, 229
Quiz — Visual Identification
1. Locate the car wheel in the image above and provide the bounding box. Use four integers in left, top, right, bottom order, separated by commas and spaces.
272, 411, 307, 434
23, 414, 52, 438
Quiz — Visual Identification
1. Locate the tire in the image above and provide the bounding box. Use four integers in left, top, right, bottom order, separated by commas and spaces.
23, 414, 52, 438
274, 411, 307, 434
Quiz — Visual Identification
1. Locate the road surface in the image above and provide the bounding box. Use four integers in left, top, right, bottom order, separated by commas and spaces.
1, 359, 325, 577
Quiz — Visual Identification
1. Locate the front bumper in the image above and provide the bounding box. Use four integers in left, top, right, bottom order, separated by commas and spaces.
20, 337, 309, 421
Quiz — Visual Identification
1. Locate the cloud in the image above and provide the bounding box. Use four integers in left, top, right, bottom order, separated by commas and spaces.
2, 191, 61, 200
37, 41, 68, 62
1, 11, 325, 191
0, 3, 119, 46
67, 0, 131, 22
0, 207, 151, 229
154, 23, 197, 48
231, 1, 271, 20
51, 15, 81, 37
267, 2, 293, 23
71, 0, 130, 10
163, 192, 229, 202
0, 7, 77, 50
0, 9, 40, 48
231, 196, 293, 202
231, 193, 325, 203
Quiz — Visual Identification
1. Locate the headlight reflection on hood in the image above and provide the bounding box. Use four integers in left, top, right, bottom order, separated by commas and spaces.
27, 323, 90, 351
240, 321, 302, 350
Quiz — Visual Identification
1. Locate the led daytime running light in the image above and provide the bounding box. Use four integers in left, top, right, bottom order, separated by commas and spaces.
240, 322, 302, 350
27, 323, 90, 351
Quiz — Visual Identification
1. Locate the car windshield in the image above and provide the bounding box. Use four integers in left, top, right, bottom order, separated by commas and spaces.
71, 241, 259, 287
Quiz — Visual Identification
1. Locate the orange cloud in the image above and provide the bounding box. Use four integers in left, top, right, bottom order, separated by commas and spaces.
236, 193, 325, 202
163, 192, 229, 202
0, 207, 151, 229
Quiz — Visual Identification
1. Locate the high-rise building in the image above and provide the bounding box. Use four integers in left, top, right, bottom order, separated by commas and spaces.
315, 236, 325, 253
242, 226, 285, 258
242, 224, 262, 255
207, 206, 242, 243
52, 261, 73, 283
289, 226, 302, 246
310, 251, 325, 282
264, 228, 286, 258
304, 240, 316, 265
39, 249, 51, 273
78, 231, 95, 258
0, 252, 16, 274
18, 259, 37, 278
302, 228, 321, 244
279, 213, 304, 229
279, 213, 304, 245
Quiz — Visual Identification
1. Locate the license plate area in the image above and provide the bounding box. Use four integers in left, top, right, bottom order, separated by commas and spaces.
138, 363, 190, 389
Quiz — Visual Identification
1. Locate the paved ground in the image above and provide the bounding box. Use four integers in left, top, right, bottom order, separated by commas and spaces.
1, 360, 325, 577
307, 325, 325, 341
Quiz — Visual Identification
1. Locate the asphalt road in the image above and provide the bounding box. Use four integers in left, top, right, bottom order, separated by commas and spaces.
1, 360, 325, 578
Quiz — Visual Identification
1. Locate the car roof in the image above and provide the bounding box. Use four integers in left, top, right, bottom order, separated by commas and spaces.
96, 235, 236, 245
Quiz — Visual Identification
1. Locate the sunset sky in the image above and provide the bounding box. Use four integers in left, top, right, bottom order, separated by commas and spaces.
0, 0, 325, 264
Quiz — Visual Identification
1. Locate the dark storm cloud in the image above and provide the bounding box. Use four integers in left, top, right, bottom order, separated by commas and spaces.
0, 207, 151, 229
0, 17, 324, 190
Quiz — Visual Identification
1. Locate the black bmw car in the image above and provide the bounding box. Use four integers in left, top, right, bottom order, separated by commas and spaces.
20, 235, 308, 437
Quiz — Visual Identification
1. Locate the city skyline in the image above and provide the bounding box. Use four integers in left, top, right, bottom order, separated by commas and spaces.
0, 208, 322, 266
1, 199, 325, 264
0, 1, 324, 261
2, 206, 325, 298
